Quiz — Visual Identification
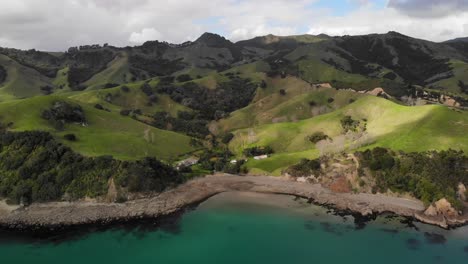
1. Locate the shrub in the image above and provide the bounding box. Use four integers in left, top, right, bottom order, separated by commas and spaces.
176, 74, 193, 82
41, 101, 86, 130
94, 104, 104, 110
120, 85, 130, 92
221, 133, 234, 144
340, 115, 361, 132
307, 131, 329, 143
120, 109, 131, 116
140, 82, 153, 96
63, 133, 77, 141
327, 97, 335, 103
104, 83, 119, 89
279, 89, 286, 96
243, 146, 274, 157
286, 159, 321, 177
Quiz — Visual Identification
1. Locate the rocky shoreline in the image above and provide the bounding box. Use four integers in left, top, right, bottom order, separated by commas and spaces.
0, 174, 467, 232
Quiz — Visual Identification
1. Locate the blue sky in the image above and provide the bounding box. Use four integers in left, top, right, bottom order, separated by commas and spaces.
313, 0, 387, 16
0, 0, 467, 50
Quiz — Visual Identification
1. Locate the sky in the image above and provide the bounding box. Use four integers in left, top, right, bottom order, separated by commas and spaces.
0, 0, 467, 51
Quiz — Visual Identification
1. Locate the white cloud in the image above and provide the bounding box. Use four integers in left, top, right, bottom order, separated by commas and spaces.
0, 0, 320, 50
129, 28, 162, 44
0, 0, 466, 51
308, 6, 468, 42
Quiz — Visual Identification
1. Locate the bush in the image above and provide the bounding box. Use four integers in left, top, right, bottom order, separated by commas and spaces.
140, 82, 153, 96
221, 133, 235, 144
327, 97, 335, 103
176, 74, 193, 82
286, 159, 321, 177
279, 89, 286, 96
120, 85, 130, 92
63, 133, 77, 141
94, 104, 104, 110
41, 101, 86, 130
340, 115, 361, 132
104, 83, 119, 89
307, 131, 329, 143
120, 109, 131, 116
243, 146, 274, 157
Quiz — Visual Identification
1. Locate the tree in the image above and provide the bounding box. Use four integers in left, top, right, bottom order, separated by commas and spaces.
176, 74, 193, 82
64, 134, 77, 141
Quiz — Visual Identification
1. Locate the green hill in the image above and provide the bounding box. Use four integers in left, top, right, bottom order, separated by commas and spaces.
0, 96, 196, 161
229, 96, 468, 174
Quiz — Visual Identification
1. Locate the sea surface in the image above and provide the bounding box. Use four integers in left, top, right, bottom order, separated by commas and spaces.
0, 192, 467, 264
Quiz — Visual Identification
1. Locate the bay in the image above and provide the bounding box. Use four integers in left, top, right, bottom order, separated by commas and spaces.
0, 192, 467, 264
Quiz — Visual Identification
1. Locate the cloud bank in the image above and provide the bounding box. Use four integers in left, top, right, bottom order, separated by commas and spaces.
0, 0, 467, 51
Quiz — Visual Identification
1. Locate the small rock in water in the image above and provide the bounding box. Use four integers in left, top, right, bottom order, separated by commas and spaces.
406, 238, 421, 250
304, 220, 315, 231
380, 228, 399, 234
424, 232, 446, 245
320, 222, 342, 236
463, 246, 468, 253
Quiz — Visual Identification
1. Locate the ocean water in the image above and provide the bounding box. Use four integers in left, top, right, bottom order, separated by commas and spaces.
0, 192, 467, 264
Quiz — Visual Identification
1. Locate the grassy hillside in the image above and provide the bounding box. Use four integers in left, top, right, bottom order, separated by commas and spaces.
0, 96, 196, 161
83, 52, 133, 90
215, 76, 364, 133
0, 54, 51, 101
433, 59, 468, 94
230, 96, 468, 174
69, 81, 190, 116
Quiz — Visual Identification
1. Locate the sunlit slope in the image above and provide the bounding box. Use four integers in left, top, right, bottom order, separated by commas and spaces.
229, 96, 468, 174
0, 96, 195, 160
215, 76, 364, 132
69, 81, 190, 116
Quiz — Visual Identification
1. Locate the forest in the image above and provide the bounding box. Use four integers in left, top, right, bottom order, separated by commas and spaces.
0, 130, 182, 204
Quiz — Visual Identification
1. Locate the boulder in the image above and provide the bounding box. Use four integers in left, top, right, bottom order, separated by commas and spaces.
424, 204, 438, 216
424, 198, 459, 217
434, 198, 458, 217
458, 183, 466, 201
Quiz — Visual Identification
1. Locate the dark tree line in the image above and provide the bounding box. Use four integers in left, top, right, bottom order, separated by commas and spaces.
0, 130, 183, 205
356, 148, 468, 208
152, 111, 210, 138
156, 78, 257, 120
42, 101, 86, 130
0, 65, 6, 84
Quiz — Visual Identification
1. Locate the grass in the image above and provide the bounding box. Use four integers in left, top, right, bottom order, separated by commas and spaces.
0, 95, 196, 161
215, 76, 363, 133
230, 96, 468, 174
0, 54, 51, 100
53, 67, 70, 90
69, 81, 190, 116
433, 59, 468, 96
84, 52, 132, 90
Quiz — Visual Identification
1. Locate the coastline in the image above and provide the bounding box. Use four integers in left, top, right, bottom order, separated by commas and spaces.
0, 174, 467, 232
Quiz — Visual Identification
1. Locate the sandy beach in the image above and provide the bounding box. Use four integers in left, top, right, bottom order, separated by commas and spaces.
0, 174, 466, 230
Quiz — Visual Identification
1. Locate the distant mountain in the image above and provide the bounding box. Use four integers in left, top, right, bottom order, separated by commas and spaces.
1, 31, 468, 99
444, 37, 468, 43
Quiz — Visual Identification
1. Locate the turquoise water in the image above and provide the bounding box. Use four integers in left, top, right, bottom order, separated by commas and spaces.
0, 192, 467, 264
